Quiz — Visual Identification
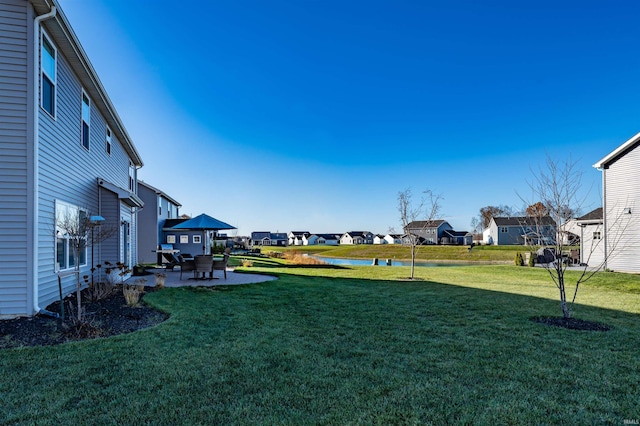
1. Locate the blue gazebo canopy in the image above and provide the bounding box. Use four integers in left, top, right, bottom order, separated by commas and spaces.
171, 213, 236, 231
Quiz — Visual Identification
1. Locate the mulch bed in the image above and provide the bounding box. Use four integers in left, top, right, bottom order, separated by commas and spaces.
530, 316, 611, 331
0, 286, 169, 349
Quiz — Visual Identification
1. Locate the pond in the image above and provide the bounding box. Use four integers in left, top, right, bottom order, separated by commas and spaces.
310, 255, 463, 268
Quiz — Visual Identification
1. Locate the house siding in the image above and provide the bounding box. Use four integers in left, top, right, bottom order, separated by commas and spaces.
0, 0, 30, 317
35, 25, 138, 311
603, 144, 640, 273
137, 184, 159, 264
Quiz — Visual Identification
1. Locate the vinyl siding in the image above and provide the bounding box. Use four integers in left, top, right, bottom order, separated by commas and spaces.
0, 0, 29, 316
604, 144, 640, 273
137, 184, 160, 264
36, 34, 138, 311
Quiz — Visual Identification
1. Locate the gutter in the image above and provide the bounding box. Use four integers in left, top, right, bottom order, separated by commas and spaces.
32, 4, 58, 317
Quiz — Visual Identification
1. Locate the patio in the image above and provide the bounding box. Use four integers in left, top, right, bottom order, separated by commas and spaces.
128, 266, 277, 288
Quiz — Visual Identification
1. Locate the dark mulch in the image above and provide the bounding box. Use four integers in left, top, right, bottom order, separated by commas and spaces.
0, 286, 169, 349
530, 316, 611, 331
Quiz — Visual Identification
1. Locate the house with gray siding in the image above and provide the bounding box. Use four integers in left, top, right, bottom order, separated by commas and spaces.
404, 220, 453, 245
594, 132, 640, 273
486, 217, 556, 246
137, 181, 181, 264
0, 0, 143, 317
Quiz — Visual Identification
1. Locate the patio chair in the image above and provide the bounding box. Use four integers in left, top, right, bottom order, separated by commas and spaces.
178, 254, 197, 280
194, 255, 214, 280
161, 252, 180, 271
212, 254, 229, 279
570, 249, 580, 265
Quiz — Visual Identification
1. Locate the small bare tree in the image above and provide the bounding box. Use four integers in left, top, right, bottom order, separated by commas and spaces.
520, 154, 631, 319
398, 188, 442, 279
56, 210, 115, 321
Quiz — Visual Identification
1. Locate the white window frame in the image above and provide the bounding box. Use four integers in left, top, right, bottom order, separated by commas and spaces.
593, 231, 601, 240
106, 126, 112, 155
129, 161, 136, 191
55, 200, 88, 272
41, 31, 56, 118
193, 235, 202, 244
500, 227, 508, 233
166, 235, 176, 244
180, 235, 189, 244
81, 90, 91, 150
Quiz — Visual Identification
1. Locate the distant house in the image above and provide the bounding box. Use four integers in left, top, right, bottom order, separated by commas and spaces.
137, 181, 181, 264
305, 234, 340, 245
340, 231, 374, 245
594, 132, 640, 273
486, 217, 556, 246
0, 0, 144, 317
442, 230, 473, 245
404, 220, 453, 245
162, 218, 199, 256
573, 208, 604, 266
251, 232, 288, 246
384, 234, 404, 245
373, 234, 387, 244
288, 231, 309, 246
250, 232, 271, 246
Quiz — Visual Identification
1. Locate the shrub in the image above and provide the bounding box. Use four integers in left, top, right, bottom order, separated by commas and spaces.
528, 252, 536, 267
241, 259, 254, 267
514, 252, 524, 266
123, 279, 146, 306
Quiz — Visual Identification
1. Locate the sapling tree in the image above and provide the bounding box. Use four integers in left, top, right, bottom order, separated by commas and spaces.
56, 210, 115, 321
521, 154, 631, 319
398, 188, 442, 279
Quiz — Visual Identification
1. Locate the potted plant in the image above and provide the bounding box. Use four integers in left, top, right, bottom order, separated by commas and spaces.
154, 271, 167, 288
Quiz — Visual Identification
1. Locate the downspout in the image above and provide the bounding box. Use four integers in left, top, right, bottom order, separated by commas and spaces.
32, 5, 57, 316
602, 167, 608, 270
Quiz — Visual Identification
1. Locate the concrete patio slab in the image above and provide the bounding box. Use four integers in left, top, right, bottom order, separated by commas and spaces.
127, 267, 277, 288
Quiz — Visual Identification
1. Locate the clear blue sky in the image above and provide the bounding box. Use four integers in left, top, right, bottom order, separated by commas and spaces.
59, 0, 640, 236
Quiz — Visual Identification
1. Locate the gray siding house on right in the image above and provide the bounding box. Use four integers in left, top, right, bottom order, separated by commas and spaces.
487, 217, 556, 245
594, 132, 640, 273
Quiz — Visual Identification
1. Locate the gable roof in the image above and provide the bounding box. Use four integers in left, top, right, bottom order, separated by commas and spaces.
315, 234, 340, 240
343, 231, 371, 238
138, 181, 182, 207
593, 132, 640, 169
576, 208, 603, 222
405, 220, 446, 229
493, 216, 556, 226
443, 230, 471, 237
251, 232, 271, 240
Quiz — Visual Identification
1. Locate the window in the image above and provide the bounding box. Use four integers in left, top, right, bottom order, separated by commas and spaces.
129, 161, 135, 191
593, 231, 601, 240
55, 201, 88, 271
166, 235, 176, 244
180, 235, 188, 244
81, 91, 90, 149
193, 235, 202, 244
41, 32, 56, 116
500, 227, 508, 233
106, 127, 112, 155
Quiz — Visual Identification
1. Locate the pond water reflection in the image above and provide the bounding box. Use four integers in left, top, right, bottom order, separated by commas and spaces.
311, 255, 463, 268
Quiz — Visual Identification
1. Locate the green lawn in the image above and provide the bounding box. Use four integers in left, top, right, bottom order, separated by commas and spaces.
261, 244, 528, 263
1, 264, 639, 424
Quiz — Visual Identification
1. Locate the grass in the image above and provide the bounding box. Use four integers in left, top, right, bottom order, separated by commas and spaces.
262, 244, 529, 263
1, 264, 640, 424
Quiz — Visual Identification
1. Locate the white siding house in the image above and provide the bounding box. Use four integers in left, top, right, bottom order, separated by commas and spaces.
594, 132, 640, 273
0, 0, 144, 317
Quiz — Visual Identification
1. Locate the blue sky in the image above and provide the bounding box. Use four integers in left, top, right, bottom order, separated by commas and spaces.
59, 0, 640, 236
